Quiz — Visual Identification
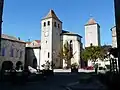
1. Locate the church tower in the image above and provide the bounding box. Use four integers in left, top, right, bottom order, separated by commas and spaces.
85, 18, 101, 47
40, 10, 62, 70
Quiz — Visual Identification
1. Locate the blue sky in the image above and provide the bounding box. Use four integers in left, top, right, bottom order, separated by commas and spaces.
2, 0, 115, 45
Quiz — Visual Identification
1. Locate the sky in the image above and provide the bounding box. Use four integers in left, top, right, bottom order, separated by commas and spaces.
2, 0, 115, 45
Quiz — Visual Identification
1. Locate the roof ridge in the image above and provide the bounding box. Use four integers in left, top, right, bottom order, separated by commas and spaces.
42, 9, 61, 22
85, 18, 97, 25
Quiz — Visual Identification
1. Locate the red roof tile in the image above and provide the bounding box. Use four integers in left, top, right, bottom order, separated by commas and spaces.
35, 40, 41, 43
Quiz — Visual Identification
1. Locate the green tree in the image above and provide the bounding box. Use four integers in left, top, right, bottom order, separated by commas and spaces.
81, 44, 105, 64
58, 41, 75, 67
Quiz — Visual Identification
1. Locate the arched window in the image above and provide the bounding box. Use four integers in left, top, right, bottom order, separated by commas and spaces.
44, 22, 46, 27
54, 22, 56, 27
48, 52, 50, 58
58, 24, 60, 28
70, 40, 73, 55
48, 21, 50, 25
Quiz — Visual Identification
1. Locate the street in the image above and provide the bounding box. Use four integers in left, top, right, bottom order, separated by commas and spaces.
0, 72, 104, 90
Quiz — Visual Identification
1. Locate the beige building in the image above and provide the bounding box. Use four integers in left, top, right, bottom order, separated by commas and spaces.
0, 34, 26, 70
61, 31, 82, 68
40, 10, 82, 69
25, 40, 41, 69
85, 18, 101, 47
111, 26, 117, 48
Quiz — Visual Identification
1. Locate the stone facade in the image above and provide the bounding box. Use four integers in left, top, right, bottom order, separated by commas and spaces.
0, 34, 26, 70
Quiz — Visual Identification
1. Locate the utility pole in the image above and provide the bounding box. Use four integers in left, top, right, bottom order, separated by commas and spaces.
114, 0, 120, 72
0, 0, 4, 53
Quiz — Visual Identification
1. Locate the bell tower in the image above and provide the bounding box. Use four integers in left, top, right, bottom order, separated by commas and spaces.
40, 10, 62, 70
85, 18, 101, 47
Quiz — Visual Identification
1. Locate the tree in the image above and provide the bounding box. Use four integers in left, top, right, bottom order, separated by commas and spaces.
81, 45, 105, 64
58, 41, 75, 68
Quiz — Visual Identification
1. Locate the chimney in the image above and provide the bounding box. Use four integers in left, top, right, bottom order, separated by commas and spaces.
18, 37, 20, 40
28, 39, 30, 42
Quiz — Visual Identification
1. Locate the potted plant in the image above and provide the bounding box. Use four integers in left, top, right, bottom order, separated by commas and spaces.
41, 61, 53, 76
71, 63, 79, 73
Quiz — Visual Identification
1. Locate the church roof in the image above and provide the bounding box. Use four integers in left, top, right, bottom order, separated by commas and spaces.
1, 34, 25, 43
61, 30, 82, 38
85, 18, 97, 26
42, 9, 62, 22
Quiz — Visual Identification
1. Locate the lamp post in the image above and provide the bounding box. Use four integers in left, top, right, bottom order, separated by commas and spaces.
114, 0, 120, 72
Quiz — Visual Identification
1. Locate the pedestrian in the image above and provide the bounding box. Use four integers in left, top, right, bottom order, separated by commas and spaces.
94, 63, 98, 74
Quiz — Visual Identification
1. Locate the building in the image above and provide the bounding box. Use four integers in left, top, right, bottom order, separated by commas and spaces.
111, 26, 117, 48
40, 10, 82, 70
25, 40, 41, 69
61, 31, 82, 68
85, 18, 101, 47
0, 34, 26, 70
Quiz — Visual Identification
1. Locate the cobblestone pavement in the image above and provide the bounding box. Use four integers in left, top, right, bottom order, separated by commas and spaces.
0, 72, 101, 90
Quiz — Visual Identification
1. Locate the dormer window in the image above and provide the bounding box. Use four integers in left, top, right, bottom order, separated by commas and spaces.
54, 22, 56, 27
44, 22, 46, 27
48, 21, 50, 26
33, 43, 34, 46
58, 24, 60, 28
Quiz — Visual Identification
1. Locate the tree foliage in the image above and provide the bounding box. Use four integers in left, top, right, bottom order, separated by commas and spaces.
58, 41, 73, 64
81, 45, 105, 63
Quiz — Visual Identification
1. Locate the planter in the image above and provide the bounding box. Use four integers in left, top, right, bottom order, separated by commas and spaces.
71, 68, 78, 73
42, 70, 54, 76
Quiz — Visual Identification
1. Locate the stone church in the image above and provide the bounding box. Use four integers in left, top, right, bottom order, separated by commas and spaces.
40, 10, 82, 69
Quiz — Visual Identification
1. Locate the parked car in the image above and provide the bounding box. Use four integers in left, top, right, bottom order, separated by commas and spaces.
86, 66, 94, 70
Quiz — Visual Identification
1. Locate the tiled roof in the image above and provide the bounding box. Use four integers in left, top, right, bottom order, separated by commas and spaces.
35, 40, 41, 43
26, 40, 41, 48
26, 42, 31, 45
85, 18, 97, 25
42, 9, 61, 22
61, 30, 82, 38
1, 34, 25, 43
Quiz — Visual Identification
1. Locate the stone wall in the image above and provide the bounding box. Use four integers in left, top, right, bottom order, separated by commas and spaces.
0, 38, 26, 70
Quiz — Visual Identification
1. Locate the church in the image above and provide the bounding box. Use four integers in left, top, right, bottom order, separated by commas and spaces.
40, 10, 83, 69
0, 9, 104, 70
26, 10, 102, 70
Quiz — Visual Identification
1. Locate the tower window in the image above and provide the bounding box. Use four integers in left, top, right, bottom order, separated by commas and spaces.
48, 21, 50, 26
43, 22, 46, 27
48, 52, 50, 58
46, 41, 47, 43
70, 40, 73, 55
58, 24, 60, 28
54, 22, 56, 27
